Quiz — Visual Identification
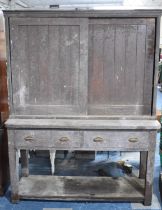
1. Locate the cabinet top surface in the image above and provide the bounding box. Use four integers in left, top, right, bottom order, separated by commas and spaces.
3, 9, 162, 17
5, 118, 161, 130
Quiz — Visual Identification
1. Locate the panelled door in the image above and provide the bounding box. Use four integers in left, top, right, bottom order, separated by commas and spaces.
88, 18, 155, 115
9, 17, 155, 116
10, 18, 88, 115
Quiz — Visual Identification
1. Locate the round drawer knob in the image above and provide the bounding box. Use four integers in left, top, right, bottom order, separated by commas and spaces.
93, 137, 103, 142
128, 137, 138, 143
59, 137, 69, 142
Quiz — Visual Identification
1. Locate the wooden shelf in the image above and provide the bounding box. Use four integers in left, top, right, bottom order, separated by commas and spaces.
19, 175, 145, 202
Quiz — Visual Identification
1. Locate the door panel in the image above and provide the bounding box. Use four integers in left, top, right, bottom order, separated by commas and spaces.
88, 18, 155, 115
10, 18, 88, 115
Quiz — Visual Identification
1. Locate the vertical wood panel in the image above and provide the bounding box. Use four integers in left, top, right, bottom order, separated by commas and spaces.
88, 24, 94, 105
18, 26, 29, 107
114, 25, 126, 104
10, 23, 19, 109
59, 26, 69, 104
103, 25, 115, 105
70, 25, 80, 105
125, 25, 137, 105
143, 19, 155, 114
37, 25, 49, 104
136, 25, 146, 107
89, 24, 104, 104
28, 25, 39, 105
79, 19, 89, 114
48, 25, 60, 104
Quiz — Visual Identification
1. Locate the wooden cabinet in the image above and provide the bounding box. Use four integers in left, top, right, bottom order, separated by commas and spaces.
4, 9, 161, 205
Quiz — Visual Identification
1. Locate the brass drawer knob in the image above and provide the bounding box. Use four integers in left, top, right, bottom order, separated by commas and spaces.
59, 137, 69, 142
93, 137, 103, 142
24, 136, 34, 142
128, 137, 138, 143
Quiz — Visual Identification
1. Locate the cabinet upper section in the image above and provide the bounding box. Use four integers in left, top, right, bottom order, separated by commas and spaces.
4, 11, 160, 117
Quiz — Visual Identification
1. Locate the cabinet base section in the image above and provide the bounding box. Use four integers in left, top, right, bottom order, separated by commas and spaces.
18, 175, 145, 202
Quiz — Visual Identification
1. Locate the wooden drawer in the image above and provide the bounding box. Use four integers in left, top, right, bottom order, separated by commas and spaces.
14, 130, 82, 149
52, 131, 82, 148
84, 131, 150, 150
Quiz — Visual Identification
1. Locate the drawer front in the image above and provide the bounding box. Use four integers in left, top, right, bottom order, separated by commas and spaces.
84, 131, 150, 150
52, 131, 82, 148
14, 130, 82, 148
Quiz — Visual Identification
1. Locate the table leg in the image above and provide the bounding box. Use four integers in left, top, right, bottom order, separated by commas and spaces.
50, 150, 56, 175
20, 150, 29, 177
139, 151, 147, 178
8, 130, 20, 203
144, 131, 156, 206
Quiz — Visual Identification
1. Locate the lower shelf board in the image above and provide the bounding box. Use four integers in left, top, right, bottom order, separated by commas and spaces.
19, 175, 145, 201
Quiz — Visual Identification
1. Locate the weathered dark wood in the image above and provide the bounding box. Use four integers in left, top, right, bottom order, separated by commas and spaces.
88, 18, 155, 115
9, 18, 88, 115
143, 19, 156, 114
18, 175, 145, 201
144, 131, 157, 206
139, 151, 147, 179
0, 61, 8, 121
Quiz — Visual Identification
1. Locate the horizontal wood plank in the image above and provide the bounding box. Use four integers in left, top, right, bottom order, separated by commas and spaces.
5, 119, 160, 130
19, 175, 145, 201
3, 10, 162, 18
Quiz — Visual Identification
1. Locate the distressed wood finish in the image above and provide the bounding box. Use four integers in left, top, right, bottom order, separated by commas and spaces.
5, 119, 161, 130
88, 18, 155, 115
4, 9, 161, 205
18, 175, 145, 201
84, 131, 150, 150
9, 128, 155, 151
10, 18, 88, 115
7, 130, 19, 202
139, 151, 147, 179
144, 131, 157, 205
13, 130, 83, 149
4, 14, 158, 117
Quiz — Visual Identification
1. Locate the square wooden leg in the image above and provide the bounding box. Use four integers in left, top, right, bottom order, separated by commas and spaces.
139, 151, 147, 179
144, 132, 156, 206
8, 130, 20, 203
20, 150, 29, 177
50, 150, 56, 175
